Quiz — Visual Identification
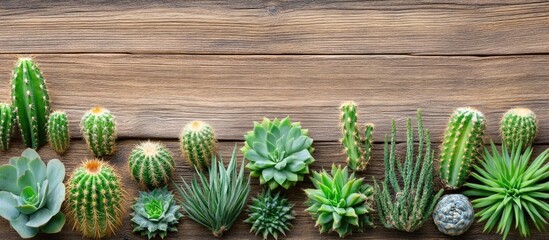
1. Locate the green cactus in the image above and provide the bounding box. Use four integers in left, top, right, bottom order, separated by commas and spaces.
439, 107, 486, 190
47, 111, 70, 154
81, 107, 117, 157
66, 159, 125, 239
11, 58, 51, 149
500, 107, 538, 150
0, 103, 14, 151
340, 101, 375, 172
180, 120, 217, 171
129, 141, 175, 189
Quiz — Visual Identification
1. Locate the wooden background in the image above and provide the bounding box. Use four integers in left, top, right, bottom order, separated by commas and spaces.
0, 0, 548, 239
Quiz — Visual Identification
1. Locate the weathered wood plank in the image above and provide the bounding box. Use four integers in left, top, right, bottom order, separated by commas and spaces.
0, 54, 547, 143
1, 1, 548, 55
1, 140, 546, 239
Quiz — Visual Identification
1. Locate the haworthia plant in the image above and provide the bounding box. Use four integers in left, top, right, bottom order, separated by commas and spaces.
500, 107, 538, 150
80, 107, 117, 157
47, 111, 70, 154
340, 101, 375, 172
0, 103, 14, 151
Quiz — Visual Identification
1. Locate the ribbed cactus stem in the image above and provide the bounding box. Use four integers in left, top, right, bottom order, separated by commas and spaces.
11, 58, 51, 149
0, 103, 14, 151
129, 141, 175, 189
363, 123, 374, 169
47, 110, 70, 154
180, 120, 217, 170
81, 107, 117, 157
340, 101, 374, 171
500, 108, 538, 150
439, 108, 486, 190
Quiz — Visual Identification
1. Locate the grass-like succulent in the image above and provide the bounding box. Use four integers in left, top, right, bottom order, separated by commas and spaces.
131, 187, 183, 239
0, 148, 65, 238
464, 142, 549, 239
245, 190, 295, 240
242, 117, 315, 190
174, 146, 250, 237
305, 165, 374, 237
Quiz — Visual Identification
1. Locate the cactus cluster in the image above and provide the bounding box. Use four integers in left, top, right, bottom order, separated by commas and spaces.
129, 141, 175, 189
245, 190, 295, 240
131, 187, 183, 239
81, 107, 117, 157
500, 107, 538, 150
0, 103, 14, 151
180, 120, 217, 170
340, 102, 375, 172
47, 111, 70, 154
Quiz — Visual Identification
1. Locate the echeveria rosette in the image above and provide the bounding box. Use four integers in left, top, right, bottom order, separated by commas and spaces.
245, 190, 295, 240
242, 117, 315, 190
131, 187, 183, 239
0, 148, 65, 238
304, 165, 374, 237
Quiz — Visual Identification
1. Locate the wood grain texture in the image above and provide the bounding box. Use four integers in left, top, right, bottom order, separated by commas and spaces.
1, 0, 548, 55
1, 140, 547, 239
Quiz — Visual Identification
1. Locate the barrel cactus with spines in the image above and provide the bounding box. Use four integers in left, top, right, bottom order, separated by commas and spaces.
500, 108, 538, 150
129, 141, 175, 189
439, 108, 486, 189
66, 159, 125, 238
11, 58, 51, 149
0, 103, 14, 151
340, 101, 375, 172
180, 120, 216, 170
81, 107, 117, 157
47, 111, 70, 154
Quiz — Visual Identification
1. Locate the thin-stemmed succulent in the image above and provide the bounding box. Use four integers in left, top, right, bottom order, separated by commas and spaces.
131, 187, 183, 239
245, 190, 295, 240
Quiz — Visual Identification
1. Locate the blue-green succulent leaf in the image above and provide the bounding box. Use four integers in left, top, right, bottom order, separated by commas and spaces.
0, 192, 20, 221
11, 214, 39, 238
40, 212, 65, 234
26, 208, 53, 228
0, 165, 20, 194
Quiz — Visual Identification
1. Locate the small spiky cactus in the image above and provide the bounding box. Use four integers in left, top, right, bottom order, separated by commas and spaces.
245, 190, 295, 240
340, 101, 375, 172
66, 159, 126, 239
0, 103, 14, 151
129, 141, 175, 189
47, 110, 70, 154
439, 107, 486, 190
180, 120, 217, 170
500, 108, 538, 150
81, 107, 117, 157
11, 57, 51, 149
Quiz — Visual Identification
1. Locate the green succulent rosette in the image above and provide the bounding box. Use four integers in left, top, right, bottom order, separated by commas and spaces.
131, 187, 183, 239
245, 190, 295, 240
242, 117, 315, 190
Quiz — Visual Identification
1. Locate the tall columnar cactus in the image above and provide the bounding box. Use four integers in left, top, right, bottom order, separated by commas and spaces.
47, 111, 70, 154
81, 107, 117, 157
66, 159, 125, 238
180, 120, 217, 170
439, 108, 486, 190
500, 108, 538, 150
11, 58, 51, 149
0, 103, 14, 151
129, 141, 175, 189
340, 101, 375, 172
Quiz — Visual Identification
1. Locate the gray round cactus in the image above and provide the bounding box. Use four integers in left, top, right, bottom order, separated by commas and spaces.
433, 194, 474, 236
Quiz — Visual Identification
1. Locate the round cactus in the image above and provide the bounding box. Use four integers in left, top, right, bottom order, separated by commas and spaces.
180, 120, 217, 170
81, 107, 117, 157
47, 111, 70, 154
245, 190, 295, 240
131, 187, 183, 239
501, 108, 538, 150
0, 103, 14, 151
433, 194, 474, 236
129, 141, 175, 189
66, 159, 125, 238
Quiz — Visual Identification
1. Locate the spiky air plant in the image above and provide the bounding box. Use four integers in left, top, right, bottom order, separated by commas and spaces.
131, 187, 183, 239
174, 146, 250, 237
500, 108, 538, 150
245, 190, 295, 240
340, 101, 374, 172
180, 120, 217, 171
242, 117, 315, 190
129, 141, 175, 189
373, 110, 443, 232
0, 103, 14, 151
464, 142, 549, 239
305, 165, 374, 237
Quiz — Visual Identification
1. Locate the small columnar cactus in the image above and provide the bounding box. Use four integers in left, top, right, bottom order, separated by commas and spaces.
245, 190, 295, 240
129, 141, 175, 189
0, 103, 14, 151
131, 187, 183, 239
180, 120, 217, 170
66, 159, 125, 238
432, 194, 474, 236
11, 58, 51, 149
340, 101, 375, 172
439, 107, 486, 189
47, 111, 70, 154
500, 108, 538, 150
81, 107, 117, 157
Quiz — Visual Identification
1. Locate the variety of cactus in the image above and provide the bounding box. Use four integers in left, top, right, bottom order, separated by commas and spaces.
500, 107, 538, 150
47, 110, 70, 154
129, 141, 175, 189
0, 149, 66, 238
0, 103, 14, 151
180, 120, 217, 171
11, 58, 51, 149
340, 101, 375, 172
66, 159, 125, 238
245, 190, 295, 240
242, 117, 315, 190
432, 194, 474, 236
81, 107, 117, 157
439, 107, 486, 190
131, 187, 183, 239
